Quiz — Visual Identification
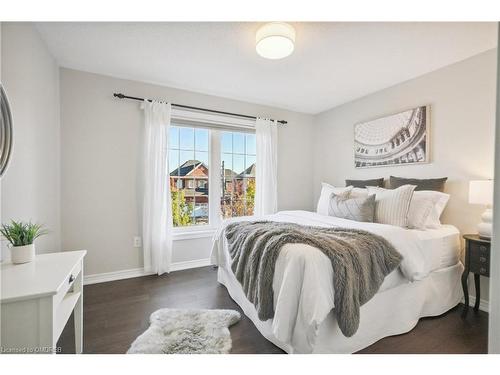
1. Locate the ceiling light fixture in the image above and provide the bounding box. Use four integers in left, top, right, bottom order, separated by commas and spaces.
256, 22, 295, 60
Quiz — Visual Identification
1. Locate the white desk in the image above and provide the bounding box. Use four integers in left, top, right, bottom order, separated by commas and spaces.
1, 250, 86, 354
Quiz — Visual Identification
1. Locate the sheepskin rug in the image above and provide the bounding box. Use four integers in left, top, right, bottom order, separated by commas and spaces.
127, 308, 241, 354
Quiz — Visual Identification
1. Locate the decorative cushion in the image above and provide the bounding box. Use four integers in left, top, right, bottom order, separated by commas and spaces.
316, 183, 352, 215
349, 187, 369, 199
345, 178, 384, 188
389, 176, 447, 192
328, 193, 376, 222
367, 185, 416, 227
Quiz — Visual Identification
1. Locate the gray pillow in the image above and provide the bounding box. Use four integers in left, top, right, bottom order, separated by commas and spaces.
328, 193, 376, 222
345, 178, 384, 188
389, 176, 447, 192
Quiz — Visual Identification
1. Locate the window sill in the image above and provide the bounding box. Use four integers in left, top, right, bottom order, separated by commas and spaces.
172, 228, 217, 241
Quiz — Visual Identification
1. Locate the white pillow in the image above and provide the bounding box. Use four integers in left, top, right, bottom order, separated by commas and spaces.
367, 185, 416, 227
407, 191, 450, 229
424, 191, 450, 228
407, 191, 438, 229
316, 183, 352, 215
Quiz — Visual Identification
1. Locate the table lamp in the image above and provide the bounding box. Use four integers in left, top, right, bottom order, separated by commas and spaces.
469, 180, 494, 239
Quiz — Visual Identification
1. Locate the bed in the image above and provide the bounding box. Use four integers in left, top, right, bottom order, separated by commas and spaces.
210, 210, 463, 354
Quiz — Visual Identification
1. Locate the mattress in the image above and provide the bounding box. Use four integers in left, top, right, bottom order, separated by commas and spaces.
377, 225, 460, 292
413, 224, 460, 270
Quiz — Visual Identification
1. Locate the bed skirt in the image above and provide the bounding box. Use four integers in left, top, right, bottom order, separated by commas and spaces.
217, 262, 463, 354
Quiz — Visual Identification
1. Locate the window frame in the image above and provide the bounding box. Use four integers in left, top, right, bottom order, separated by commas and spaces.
170, 110, 256, 239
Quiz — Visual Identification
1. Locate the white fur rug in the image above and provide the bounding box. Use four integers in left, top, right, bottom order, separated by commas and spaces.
127, 308, 241, 354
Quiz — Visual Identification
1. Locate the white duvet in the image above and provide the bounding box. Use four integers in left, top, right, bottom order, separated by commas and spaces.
210, 210, 458, 352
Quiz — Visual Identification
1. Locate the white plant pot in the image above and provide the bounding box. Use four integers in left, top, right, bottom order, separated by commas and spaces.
11, 244, 35, 264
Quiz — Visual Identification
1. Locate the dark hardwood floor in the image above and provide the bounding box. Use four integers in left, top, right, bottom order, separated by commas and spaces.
58, 266, 488, 354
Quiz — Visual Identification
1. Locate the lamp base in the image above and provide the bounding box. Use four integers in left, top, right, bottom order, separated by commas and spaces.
477, 208, 493, 239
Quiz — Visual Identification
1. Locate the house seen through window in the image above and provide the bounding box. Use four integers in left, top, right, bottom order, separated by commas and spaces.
169, 125, 256, 227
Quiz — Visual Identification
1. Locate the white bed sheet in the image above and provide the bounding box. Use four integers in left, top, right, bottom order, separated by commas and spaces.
211, 210, 461, 353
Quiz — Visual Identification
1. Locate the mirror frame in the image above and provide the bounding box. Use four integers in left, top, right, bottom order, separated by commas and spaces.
1, 83, 13, 178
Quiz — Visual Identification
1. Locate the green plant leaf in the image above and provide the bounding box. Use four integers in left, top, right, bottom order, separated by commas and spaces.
0, 220, 48, 246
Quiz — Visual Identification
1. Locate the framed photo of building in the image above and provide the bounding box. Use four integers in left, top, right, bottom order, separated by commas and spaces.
354, 105, 430, 168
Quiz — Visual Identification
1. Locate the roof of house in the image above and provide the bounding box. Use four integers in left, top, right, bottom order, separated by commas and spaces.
170, 160, 208, 177
223, 169, 237, 179
170, 159, 255, 179
236, 163, 256, 178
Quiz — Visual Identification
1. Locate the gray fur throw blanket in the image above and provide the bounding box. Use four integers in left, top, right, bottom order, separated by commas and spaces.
225, 221, 403, 337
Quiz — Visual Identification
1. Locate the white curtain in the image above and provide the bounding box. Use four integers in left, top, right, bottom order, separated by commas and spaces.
255, 118, 278, 216
142, 100, 173, 275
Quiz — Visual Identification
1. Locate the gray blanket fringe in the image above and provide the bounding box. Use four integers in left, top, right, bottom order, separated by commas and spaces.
225, 221, 403, 337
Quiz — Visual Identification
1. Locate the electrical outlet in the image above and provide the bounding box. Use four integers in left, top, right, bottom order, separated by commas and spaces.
133, 236, 142, 248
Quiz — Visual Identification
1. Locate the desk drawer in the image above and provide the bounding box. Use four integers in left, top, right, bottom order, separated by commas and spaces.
470, 251, 489, 266
469, 242, 489, 261
53, 260, 82, 307
469, 259, 490, 277
470, 241, 489, 254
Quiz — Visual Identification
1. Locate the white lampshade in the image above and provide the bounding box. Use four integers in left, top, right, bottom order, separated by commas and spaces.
469, 180, 494, 205
256, 22, 295, 60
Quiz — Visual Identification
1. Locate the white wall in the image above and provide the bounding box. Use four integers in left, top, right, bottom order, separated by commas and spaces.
313, 49, 497, 303
60, 68, 314, 276
1, 23, 61, 257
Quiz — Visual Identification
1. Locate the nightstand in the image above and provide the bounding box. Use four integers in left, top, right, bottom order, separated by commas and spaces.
461, 234, 490, 318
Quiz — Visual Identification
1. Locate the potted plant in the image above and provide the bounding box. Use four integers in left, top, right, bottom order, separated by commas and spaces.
0, 221, 48, 264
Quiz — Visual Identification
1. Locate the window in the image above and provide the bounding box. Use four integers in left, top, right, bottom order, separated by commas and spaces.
221, 131, 256, 218
169, 126, 209, 227
168, 124, 256, 228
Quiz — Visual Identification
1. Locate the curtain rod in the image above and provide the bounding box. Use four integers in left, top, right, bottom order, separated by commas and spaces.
113, 93, 287, 125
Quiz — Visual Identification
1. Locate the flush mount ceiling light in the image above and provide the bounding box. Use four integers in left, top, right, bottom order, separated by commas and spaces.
256, 22, 295, 60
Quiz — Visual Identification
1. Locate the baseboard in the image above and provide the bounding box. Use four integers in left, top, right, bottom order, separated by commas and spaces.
83, 258, 212, 285
463, 295, 490, 313
169, 258, 212, 272
83, 267, 154, 285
